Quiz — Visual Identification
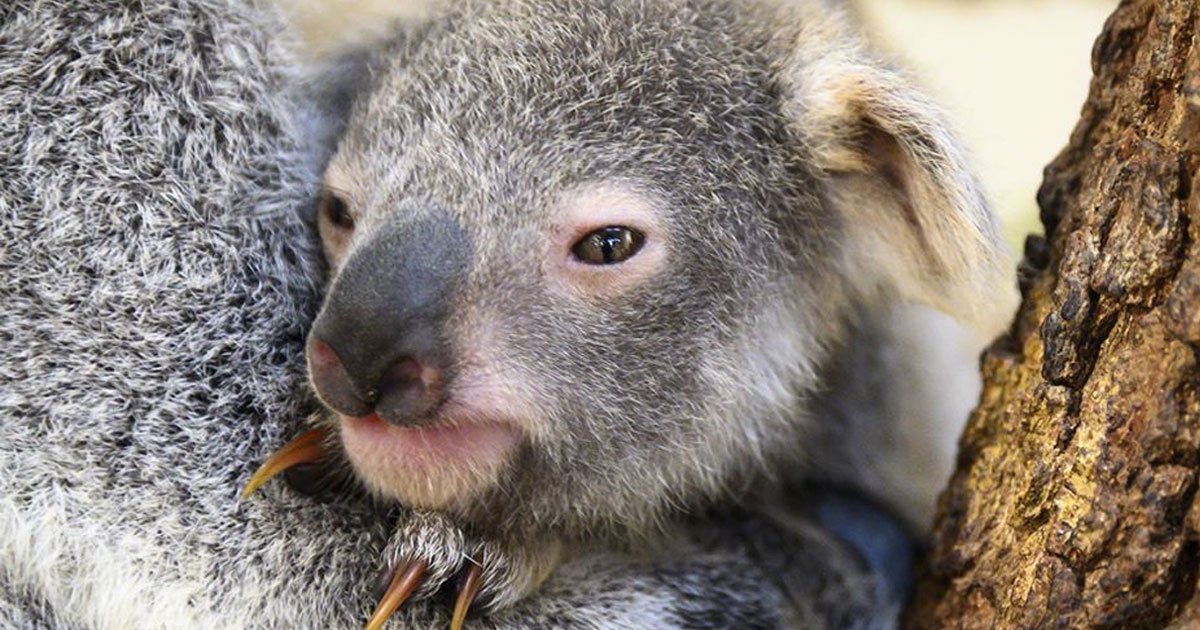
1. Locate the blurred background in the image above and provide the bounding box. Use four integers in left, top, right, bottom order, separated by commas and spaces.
278, 0, 1118, 250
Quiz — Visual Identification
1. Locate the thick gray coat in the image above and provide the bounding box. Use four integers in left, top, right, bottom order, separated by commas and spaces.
0, 0, 900, 627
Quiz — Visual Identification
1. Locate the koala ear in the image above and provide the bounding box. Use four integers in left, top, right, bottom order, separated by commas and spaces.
782, 33, 1011, 327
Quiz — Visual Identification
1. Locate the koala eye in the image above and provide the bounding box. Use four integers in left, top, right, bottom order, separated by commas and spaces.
319, 189, 354, 231
571, 226, 646, 265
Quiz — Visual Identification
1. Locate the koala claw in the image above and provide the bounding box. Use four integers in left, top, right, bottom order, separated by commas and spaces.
366, 560, 430, 630
366, 556, 482, 630
367, 512, 560, 630
242, 430, 550, 629
450, 562, 485, 630
240, 427, 331, 499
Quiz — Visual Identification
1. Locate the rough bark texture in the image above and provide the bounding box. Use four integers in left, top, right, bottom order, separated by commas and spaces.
904, 0, 1200, 627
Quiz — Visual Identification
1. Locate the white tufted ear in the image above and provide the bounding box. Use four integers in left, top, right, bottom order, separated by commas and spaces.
779, 12, 1011, 328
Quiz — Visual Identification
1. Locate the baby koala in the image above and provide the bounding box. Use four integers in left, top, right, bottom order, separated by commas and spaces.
245, 0, 1008, 626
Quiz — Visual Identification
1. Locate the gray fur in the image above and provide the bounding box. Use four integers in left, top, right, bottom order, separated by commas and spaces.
305, 0, 1004, 619
0, 0, 912, 627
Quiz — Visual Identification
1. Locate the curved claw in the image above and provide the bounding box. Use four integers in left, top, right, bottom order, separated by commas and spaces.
450, 562, 484, 630
240, 427, 329, 500
365, 560, 428, 630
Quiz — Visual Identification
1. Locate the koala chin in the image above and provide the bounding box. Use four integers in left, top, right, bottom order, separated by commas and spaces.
243, 0, 1014, 626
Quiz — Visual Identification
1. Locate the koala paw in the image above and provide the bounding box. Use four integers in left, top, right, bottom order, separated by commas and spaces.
239, 428, 559, 628
368, 510, 562, 630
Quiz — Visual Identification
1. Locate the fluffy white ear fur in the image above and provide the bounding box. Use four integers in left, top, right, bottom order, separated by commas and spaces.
778, 8, 1013, 330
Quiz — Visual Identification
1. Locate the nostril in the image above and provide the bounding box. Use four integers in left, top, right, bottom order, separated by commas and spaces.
309, 338, 338, 370
381, 357, 442, 398
375, 356, 443, 423
307, 337, 375, 416
384, 357, 426, 389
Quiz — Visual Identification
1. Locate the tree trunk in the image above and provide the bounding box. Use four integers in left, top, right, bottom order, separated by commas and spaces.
904, 0, 1200, 627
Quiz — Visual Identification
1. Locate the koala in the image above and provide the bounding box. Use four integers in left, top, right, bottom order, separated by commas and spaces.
241, 0, 1011, 626
0, 0, 944, 627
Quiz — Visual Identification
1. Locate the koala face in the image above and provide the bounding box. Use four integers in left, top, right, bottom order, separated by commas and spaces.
307, 0, 1003, 536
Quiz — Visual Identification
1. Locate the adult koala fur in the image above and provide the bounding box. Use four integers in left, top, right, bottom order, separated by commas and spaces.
0, 0, 933, 628
263, 0, 1011, 625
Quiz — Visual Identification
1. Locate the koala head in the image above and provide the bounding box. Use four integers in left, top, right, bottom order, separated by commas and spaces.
305, 0, 1004, 538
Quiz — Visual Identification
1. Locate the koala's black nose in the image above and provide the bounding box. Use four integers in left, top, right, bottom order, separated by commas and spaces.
307, 212, 470, 425
307, 338, 443, 422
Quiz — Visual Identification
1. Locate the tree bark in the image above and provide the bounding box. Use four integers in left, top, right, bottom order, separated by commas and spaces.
904, 0, 1200, 627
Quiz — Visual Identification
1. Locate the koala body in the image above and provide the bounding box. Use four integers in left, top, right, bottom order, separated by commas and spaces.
296, 0, 1011, 620
0, 0, 957, 627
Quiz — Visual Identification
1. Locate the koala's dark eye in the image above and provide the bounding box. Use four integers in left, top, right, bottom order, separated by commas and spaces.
571, 226, 645, 265
320, 189, 354, 230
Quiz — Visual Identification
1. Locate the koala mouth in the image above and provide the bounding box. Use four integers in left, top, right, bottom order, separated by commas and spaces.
241, 410, 522, 510
338, 411, 522, 505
